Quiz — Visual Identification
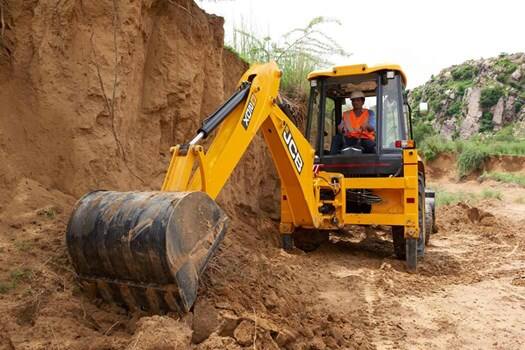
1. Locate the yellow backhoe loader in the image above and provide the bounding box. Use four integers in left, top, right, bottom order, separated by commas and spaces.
66, 62, 436, 313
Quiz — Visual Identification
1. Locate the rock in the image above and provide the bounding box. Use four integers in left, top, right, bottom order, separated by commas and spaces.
256, 331, 280, 350
275, 329, 297, 347
309, 336, 327, 350
492, 97, 505, 128
503, 95, 516, 123
192, 300, 219, 344
263, 289, 280, 310
218, 311, 240, 337
460, 87, 482, 138
233, 320, 254, 346
440, 118, 457, 139
480, 215, 497, 226
511, 68, 521, 81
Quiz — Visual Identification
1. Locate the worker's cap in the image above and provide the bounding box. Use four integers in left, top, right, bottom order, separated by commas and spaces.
350, 91, 365, 100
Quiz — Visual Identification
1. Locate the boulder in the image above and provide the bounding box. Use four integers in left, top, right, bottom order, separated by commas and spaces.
218, 311, 241, 337
233, 320, 254, 346
192, 300, 219, 344
503, 95, 516, 123
460, 87, 482, 138
492, 97, 505, 128
511, 68, 521, 81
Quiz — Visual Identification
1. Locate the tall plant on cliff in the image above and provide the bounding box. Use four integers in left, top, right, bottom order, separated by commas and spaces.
230, 17, 350, 93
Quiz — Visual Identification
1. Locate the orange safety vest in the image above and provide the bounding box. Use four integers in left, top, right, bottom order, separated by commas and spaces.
342, 109, 375, 140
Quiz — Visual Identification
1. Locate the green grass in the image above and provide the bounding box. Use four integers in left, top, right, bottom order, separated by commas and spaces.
479, 172, 525, 187
480, 188, 503, 200
435, 190, 476, 206
435, 188, 502, 207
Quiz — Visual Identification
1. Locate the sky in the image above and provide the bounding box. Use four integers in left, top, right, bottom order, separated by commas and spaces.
199, 0, 524, 88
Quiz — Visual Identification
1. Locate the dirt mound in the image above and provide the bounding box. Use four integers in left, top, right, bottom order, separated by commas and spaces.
0, 0, 284, 348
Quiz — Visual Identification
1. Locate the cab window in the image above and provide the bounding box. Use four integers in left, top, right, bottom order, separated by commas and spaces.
381, 75, 403, 149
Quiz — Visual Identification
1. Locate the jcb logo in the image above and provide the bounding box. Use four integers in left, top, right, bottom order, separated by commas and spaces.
241, 94, 257, 130
283, 126, 303, 174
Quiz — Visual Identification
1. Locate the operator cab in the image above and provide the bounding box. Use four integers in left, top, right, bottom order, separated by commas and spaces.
305, 64, 411, 177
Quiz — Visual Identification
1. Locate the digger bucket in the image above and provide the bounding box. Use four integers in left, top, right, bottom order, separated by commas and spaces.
66, 190, 228, 313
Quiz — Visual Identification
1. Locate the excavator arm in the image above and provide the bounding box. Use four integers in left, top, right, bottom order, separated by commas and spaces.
162, 62, 318, 228
66, 62, 325, 314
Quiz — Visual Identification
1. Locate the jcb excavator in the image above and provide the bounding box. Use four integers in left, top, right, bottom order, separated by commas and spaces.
66, 62, 436, 314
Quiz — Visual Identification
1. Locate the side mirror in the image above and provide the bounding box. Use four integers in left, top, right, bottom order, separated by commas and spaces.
419, 102, 429, 116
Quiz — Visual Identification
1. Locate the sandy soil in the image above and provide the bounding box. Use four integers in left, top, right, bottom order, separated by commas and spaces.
1, 172, 524, 349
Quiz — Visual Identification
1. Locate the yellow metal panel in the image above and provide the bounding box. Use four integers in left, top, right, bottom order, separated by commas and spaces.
263, 109, 318, 228
403, 149, 420, 238
307, 63, 407, 85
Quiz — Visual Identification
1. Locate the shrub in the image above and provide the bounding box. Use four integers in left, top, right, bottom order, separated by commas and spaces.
479, 86, 504, 108
495, 58, 518, 75
479, 111, 494, 132
457, 143, 487, 177
446, 100, 462, 116
515, 99, 524, 113
480, 188, 503, 200
419, 135, 456, 161
412, 121, 435, 145
451, 65, 478, 81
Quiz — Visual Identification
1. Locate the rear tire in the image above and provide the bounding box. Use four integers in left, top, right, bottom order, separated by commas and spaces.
391, 172, 426, 264
292, 229, 329, 252
425, 200, 433, 246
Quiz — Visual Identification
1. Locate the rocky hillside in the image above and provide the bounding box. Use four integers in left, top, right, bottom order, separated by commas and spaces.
410, 53, 525, 140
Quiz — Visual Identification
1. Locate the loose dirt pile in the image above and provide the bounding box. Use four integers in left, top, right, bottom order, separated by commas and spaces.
3, 173, 524, 349
1, 1, 525, 349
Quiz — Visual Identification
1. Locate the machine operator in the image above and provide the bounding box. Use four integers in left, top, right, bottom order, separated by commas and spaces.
331, 90, 376, 154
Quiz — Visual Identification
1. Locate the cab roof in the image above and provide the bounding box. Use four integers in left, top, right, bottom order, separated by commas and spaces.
307, 63, 407, 86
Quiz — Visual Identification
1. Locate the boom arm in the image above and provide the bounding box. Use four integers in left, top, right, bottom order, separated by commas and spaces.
161, 62, 319, 228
